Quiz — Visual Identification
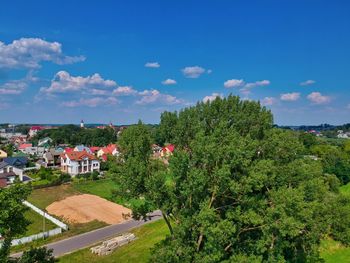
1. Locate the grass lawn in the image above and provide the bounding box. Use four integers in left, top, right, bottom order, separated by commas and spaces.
27, 184, 80, 210
59, 219, 168, 263
72, 179, 118, 201
321, 239, 350, 263
21, 209, 56, 237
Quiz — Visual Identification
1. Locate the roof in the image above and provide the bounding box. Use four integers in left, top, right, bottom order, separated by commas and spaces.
62, 150, 97, 161
74, 145, 92, 153
0, 172, 16, 179
163, 144, 175, 153
100, 144, 117, 155
89, 146, 101, 153
19, 143, 32, 149
30, 126, 43, 131
3, 157, 28, 167
64, 147, 73, 153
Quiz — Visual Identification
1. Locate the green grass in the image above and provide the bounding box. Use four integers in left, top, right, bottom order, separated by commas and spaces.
340, 182, 350, 197
321, 238, 350, 263
20, 209, 56, 237
27, 183, 80, 210
72, 179, 118, 201
59, 219, 168, 263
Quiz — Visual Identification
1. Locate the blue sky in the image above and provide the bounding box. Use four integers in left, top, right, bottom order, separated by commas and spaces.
0, 0, 349, 125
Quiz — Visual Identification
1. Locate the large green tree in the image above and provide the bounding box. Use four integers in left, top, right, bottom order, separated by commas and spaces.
114, 95, 350, 262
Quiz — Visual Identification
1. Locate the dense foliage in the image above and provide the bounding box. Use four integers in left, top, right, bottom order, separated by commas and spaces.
114, 95, 350, 262
32, 125, 117, 146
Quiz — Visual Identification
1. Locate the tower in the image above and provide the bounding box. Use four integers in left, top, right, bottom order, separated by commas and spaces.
80, 120, 85, 128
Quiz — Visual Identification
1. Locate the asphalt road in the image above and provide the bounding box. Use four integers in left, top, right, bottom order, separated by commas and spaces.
12, 211, 162, 258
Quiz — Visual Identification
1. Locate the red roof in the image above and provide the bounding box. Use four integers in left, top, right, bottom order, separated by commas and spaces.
62, 150, 97, 161
64, 147, 73, 153
30, 126, 43, 131
19, 143, 32, 149
163, 144, 175, 153
89, 146, 101, 153
100, 144, 117, 155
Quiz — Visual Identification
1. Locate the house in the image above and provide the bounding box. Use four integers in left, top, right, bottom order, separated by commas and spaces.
43, 149, 62, 167
28, 126, 44, 137
74, 145, 93, 154
161, 144, 175, 158
0, 157, 28, 181
0, 172, 17, 188
97, 144, 119, 160
89, 146, 101, 155
152, 144, 162, 154
19, 143, 33, 150
64, 147, 74, 153
19, 146, 45, 157
61, 150, 100, 176
0, 149, 7, 159
38, 137, 53, 147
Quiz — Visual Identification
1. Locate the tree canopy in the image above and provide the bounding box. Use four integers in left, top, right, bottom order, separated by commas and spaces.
113, 95, 350, 262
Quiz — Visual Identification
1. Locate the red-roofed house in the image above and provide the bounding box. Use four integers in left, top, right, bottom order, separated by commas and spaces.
161, 144, 175, 158
60, 150, 100, 176
19, 143, 33, 150
97, 144, 119, 160
64, 147, 73, 153
89, 146, 101, 154
28, 126, 44, 137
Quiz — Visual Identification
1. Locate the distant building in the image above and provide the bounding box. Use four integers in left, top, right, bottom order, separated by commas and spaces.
38, 137, 53, 147
61, 150, 100, 176
161, 144, 175, 158
80, 120, 85, 128
97, 144, 119, 161
28, 126, 44, 137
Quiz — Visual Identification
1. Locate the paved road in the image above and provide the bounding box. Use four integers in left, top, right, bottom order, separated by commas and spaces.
12, 211, 162, 258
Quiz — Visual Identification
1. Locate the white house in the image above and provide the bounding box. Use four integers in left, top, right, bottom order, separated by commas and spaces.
61, 150, 100, 176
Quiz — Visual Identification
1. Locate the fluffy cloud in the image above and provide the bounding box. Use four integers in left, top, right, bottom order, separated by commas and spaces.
202, 93, 223, 102
145, 62, 160, 68
62, 97, 118, 107
161, 79, 177, 85
224, 79, 244, 88
182, 66, 206, 78
261, 97, 276, 106
307, 92, 331, 104
300, 80, 316, 86
113, 86, 137, 96
136, 89, 183, 105
280, 92, 300, 101
41, 71, 117, 94
0, 74, 38, 95
244, 80, 270, 89
0, 38, 85, 69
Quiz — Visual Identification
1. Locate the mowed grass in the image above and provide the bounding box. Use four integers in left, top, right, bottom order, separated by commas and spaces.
27, 184, 80, 210
21, 209, 56, 237
72, 179, 118, 201
59, 219, 168, 263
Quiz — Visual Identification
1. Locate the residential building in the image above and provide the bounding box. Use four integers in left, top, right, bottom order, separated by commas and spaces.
74, 145, 93, 154
61, 150, 100, 176
28, 126, 44, 137
0, 157, 28, 181
0, 172, 17, 188
20, 146, 45, 157
0, 149, 7, 159
43, 149, 62, 167
161, 144, 175, 158
97, 144, 119, 161
38, 137, 53, 147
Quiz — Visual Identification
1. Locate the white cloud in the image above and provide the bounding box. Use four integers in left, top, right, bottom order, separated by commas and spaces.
113, 86, 137, 96
244, 80, 270, 89
182, 66, 206, 78
41, 71, 117, 94
0, 74, 38, 95
300, 80, 315, 86
145, 62, 160, 68
61, 97, 118, 107
307, 92, 331, 104
136, 89, 184, 105
161, 79, 177, 85
202, 93, 223, 102
224, 79, 244, 88
261, 97, 276, 106
280, 92, 300, 101
207, 69, 212, 74
0, 38, 85, 69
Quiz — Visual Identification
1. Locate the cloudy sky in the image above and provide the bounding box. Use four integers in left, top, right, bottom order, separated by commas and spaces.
0, 0, 349, 125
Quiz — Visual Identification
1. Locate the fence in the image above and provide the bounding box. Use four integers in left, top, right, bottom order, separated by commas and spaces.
11, 228, 63, 246
22, 201, 68, 230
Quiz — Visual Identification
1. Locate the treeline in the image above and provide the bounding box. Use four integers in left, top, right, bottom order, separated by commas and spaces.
32, 125, 118, 146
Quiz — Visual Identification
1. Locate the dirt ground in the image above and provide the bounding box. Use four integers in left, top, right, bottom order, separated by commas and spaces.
46, 194, 132, 224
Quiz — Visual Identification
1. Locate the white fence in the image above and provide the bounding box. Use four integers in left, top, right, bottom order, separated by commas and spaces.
22, 201, 68, 230
11, 228, 63, 246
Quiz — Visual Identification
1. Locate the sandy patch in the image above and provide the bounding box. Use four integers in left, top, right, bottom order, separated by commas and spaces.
46, 194, 131, 224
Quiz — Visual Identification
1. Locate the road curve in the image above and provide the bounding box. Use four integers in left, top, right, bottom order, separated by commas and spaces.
12, 211, 162, 258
